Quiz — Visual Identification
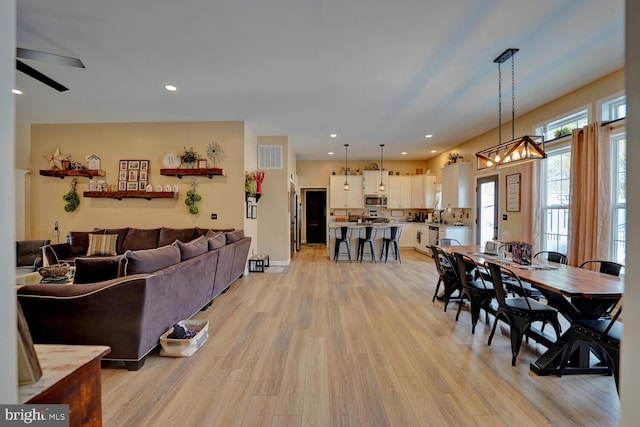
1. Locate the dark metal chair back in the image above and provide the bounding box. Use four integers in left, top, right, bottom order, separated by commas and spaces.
579, 260, 623, 276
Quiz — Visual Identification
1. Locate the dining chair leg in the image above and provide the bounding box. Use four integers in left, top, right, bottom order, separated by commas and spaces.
432, 278, 442, 302
487, 311, 502, 346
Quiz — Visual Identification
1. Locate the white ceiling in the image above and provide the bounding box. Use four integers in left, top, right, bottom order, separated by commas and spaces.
15, 0, 624, 161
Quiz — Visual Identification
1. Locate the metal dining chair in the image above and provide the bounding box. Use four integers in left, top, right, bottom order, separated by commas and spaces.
486, 261, 562, 366
453, 252, 495, 334
435, 238, 461, 246
333, 227, 352, 262
380, 226, 402, 263
357, 226, 377, 263
579, 260, 624, 276
534, 251, 568, 265
431, 246, 460, 311
558, 305, 623, 394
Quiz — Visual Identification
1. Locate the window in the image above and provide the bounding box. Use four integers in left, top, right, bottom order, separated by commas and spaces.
600, 94, 626, 122
611, 133, 626, 265
541, 147, 571, 254
534, 107, 589, 141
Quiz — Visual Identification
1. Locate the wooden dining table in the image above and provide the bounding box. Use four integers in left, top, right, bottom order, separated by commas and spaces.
440, 245, 624, 376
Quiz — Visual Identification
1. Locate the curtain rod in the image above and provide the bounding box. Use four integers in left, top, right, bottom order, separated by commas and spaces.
577, 116, 626, 133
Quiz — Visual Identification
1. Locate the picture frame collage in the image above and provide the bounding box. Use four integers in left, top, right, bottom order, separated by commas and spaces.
119, 160, 149, 191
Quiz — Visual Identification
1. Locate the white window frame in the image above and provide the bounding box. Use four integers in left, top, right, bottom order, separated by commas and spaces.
610, 131, 626, 265
598, 91, 626, 122
540, 144, 572, 254
532, 104, 591, 142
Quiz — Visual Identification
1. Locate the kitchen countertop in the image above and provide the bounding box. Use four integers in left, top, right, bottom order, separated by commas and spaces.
328, 221, 470, 228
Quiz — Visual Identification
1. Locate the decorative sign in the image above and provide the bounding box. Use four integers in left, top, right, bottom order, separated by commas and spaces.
506, 173, 521, 212
119, 159, 149, 191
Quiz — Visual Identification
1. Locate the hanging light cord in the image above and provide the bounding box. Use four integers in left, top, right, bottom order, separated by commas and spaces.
498, 61, 502, 145
379, 144, 384, 189
511, 53, 515, 141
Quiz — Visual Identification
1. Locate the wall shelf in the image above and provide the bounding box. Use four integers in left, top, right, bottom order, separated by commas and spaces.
83, 191, 176, 201
160, 168, 225, 179
40, 169, 105, 179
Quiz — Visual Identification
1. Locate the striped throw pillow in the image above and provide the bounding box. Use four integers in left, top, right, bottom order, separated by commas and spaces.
86, 233, 118, 256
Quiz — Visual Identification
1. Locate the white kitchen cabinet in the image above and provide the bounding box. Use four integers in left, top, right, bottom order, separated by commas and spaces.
399, 223, 415, 247
411, 174, 437, 208
387, 175, 412, 208
363, 170, 388, 195
329, 175, 363, 208
414, 224, 430, 254
441, 162, 472, 208
440, 226, 472, 245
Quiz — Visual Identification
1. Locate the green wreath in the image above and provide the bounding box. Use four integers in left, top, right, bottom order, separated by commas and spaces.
63, 189, 80, 212
185, 190, 202, 214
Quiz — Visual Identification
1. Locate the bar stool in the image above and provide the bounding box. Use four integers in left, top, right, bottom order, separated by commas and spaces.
380, 226, 402, 263
334, 226, 352, 262
357, 226, 377, 263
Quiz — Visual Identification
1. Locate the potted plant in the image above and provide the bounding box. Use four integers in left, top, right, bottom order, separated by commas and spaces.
245, 172, 257, 196
554, 126, 572, 139
180, 146, 200, 169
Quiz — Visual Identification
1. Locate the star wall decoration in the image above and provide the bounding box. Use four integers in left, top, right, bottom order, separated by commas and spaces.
44, 146, 68, 170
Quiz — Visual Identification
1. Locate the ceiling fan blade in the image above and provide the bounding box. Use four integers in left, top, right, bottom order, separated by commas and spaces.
16, 60, 69, 92
17, 47, 85, 68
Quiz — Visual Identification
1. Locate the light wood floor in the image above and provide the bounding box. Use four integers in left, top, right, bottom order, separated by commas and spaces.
101, 246, 620, 426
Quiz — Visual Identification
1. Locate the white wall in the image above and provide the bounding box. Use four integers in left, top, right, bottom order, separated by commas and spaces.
620, 0, 639, 424
1, 0, 18, 403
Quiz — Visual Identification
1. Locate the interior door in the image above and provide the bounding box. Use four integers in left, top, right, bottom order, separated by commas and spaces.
476, 175, 499, 246
305, 190, 327, 244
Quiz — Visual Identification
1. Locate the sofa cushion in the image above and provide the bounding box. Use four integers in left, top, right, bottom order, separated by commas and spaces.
68, 231, 91, 258
158, 227, 196, 247
73, 256, 122, 284
86, 233, 118, 256
123, 244, 181, 275
207, 231, 227, 250
226, 230, 245, 244
174, 235, 208, 261
17, 240, 50, 267
92, 228, 129, 254
122, 228, 161, 251
195, 227, 235, 238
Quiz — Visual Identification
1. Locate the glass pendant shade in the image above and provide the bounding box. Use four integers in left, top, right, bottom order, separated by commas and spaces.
379, 144, 385, 191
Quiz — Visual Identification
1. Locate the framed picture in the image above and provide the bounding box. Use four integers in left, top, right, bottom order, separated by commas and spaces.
506, 173, 521, 212
246, 201, 253, 218
119, 160, 149, 191
17, 303, 42, 385
198, 159, 207, 169
251, 205, 257, 219
128, 160, 140, 169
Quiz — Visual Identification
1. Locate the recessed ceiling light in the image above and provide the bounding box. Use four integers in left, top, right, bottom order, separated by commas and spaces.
425, 134, 433, 138
330, 133, 337, 138
12, 89, 22, 95
164, 84, 177, 92
431, 150, 437, 153
401, 152, 407, 155
328, 152, 334, 155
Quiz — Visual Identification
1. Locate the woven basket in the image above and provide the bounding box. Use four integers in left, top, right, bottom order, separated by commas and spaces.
38, 263, 70, 278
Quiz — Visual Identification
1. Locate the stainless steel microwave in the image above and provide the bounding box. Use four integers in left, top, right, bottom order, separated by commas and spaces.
364, 195, 387, 207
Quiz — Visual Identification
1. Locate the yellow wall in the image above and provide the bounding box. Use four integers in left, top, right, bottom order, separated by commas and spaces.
30, 121, 248, 240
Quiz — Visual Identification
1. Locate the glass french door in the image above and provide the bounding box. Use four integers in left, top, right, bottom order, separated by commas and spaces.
476, 175, 499, 246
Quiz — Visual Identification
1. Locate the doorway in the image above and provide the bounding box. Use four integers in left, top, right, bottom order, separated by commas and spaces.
476, 174, 499, 246
305, 190, 327, 244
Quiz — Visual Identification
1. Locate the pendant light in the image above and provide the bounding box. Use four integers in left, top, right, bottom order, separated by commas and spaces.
476, 48, 546, 170
343, 144, 350, 191
378, 144, 385, 192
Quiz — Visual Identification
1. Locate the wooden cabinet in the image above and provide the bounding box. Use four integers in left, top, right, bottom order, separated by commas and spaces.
414, 224, 430, 254
441, 162, 472, 208
399, 223, 415, 247
363, 170, 388, 195
387, 175, 412, 208
329, 175, 363, 208
411, 174, 437, 208
440, 226, 472, 245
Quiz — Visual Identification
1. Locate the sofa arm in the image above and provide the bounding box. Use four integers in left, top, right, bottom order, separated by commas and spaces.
17, 274, 151, 360
42, 243, 71, 265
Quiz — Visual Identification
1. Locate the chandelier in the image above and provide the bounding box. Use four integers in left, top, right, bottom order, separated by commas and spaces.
476, 48, 546, 170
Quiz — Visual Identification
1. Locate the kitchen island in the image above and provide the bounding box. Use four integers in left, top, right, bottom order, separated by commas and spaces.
328, 222, 404, 261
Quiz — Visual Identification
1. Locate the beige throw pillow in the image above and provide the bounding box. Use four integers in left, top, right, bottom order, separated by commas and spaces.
86, 233, 118, 256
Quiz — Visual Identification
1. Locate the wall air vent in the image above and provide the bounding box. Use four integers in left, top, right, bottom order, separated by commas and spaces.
259, 145, 283, 169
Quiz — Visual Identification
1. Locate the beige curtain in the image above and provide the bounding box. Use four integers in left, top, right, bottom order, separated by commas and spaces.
568, 123, 612, 267
521, 161, 542, 255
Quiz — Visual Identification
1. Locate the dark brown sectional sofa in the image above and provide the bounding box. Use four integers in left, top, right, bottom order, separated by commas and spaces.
17, 227, 251, 370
